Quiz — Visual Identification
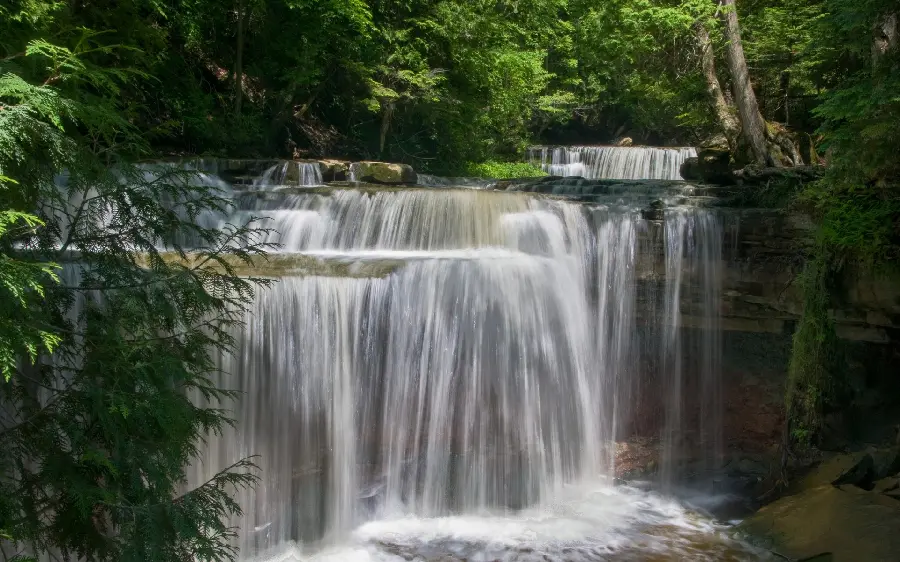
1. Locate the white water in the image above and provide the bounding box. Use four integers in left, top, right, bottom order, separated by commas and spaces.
247, 484, 766, 561
255, 161, 324, 187
185, 179, 748, 559
5, 159, 762, 562
527, 146, 697, 180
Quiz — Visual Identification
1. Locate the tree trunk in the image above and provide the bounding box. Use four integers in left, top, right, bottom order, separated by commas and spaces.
695, 22, 740, 145
873, 13, 898, 64
234, 0, 245, 118
718, 0, 772, 166
379, 101, 394, 156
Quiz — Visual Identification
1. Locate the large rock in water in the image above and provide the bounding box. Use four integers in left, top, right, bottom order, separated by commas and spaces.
679, 147, 733, 184
319, 159, 349, 181
737, 484, 900, 561
350, 161, 417, 184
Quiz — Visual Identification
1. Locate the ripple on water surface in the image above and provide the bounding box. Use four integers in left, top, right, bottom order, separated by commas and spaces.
251, 483, 771, 562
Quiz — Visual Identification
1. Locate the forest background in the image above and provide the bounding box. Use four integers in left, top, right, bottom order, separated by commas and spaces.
1, 0, 898, 560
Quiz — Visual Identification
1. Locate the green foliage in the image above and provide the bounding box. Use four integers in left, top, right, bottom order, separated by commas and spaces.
353, 0, 578, 166
0, 205, 61, 382
463, 161, 549, 179
742, 0, 825, 129
1, 34, 269, 562
801, 0, 900, 262
785, 251, 843, 447
800, 176, 900, 263
568, 0, 718, 143
776, 0, 900, 450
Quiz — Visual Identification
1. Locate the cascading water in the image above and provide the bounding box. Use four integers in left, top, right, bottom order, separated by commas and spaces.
255, 161, 324, 187
527, 146, 698, 180
184, 173, 768, 560
4, 155, 774, 562
658, 208, 723, 487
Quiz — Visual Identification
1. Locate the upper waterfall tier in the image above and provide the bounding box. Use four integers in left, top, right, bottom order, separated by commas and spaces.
234, 189, 593, 253
527, 146, 697, 181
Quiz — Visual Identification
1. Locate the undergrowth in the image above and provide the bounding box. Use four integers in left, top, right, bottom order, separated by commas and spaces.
785, 250, 845, 448
800, 177, 900, 264
462, 161, 548, 179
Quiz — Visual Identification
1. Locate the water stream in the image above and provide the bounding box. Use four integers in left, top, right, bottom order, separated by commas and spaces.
181, 155, 769, 560
255, 161, 325, 187
527, 146, 697, 181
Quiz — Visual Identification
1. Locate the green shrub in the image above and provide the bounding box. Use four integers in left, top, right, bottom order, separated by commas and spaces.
462, 161, 548, 179
785, 250, 844, 448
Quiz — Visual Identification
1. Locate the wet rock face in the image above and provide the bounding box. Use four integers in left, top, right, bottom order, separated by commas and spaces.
796, 448, 900, 491
714, 208, 900, 343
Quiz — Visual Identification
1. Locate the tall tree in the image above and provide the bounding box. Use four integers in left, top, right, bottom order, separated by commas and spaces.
695, 21, 740, 144
235, 0, 246, 117
0, 35, 270, 561
718, 0, 771, 165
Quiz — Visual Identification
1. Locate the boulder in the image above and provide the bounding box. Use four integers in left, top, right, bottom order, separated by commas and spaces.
796, 452, 875, 491
700, 133, 730, 151
790, 449, 899, 494
349, 161, 417, 184
613, 136, 634, 147
640, 199, 666, 221
679, 156, 701, 181
319, 159, 350, 181
679, 147, 733, 184
830, 453, 876, 489
873, 476, 899, 494
737, 484, 900, 561
872, 447, 900, 480
765, 121, 804, 166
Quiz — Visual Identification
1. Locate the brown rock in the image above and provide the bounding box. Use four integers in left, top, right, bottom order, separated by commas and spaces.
319, 159, 350, 181
795, 452, 873, 491
349, 161, 417, 184
830, 453, 876, 488
872, 447, 900, 479
874, 477, 899, 494
738, 484, 900, 561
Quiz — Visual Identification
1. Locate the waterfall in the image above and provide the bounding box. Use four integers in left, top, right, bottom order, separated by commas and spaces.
254, 161, 324, 187
527, 146, 697, 180
7, 160, 764, 561
185, 183, 727, 559
674, 208, 722, 486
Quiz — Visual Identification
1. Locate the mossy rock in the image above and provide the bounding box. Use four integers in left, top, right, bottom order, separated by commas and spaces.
349, 161, 417, 184
319, 159, 349, 181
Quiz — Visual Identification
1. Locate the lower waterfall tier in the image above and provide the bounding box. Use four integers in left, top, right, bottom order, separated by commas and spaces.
247, 483, 771, 561
184, 185, 727, 558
